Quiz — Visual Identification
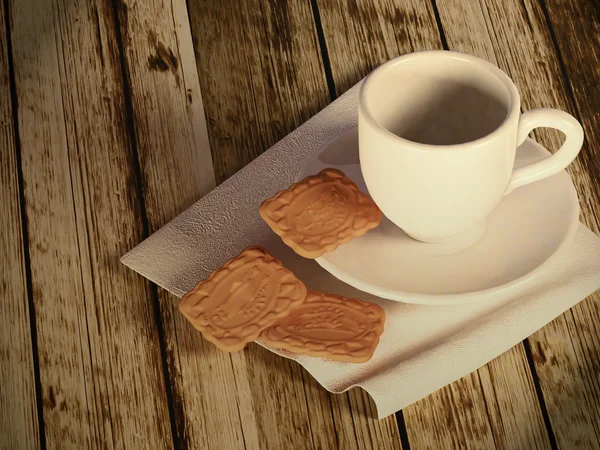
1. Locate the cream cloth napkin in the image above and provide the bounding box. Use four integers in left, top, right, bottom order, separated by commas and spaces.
121, 83, 600, 419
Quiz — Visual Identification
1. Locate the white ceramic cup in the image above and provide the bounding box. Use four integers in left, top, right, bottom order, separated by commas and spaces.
358, 50, 584, 243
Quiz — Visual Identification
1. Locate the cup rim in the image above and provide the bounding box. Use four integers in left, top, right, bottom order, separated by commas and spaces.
358, 50, 521, 151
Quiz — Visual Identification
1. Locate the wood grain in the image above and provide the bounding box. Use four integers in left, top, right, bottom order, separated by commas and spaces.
113, 0, 243, 448
0, 2, 40, 448
115, 0, 215, 227
188, 0, 330, 184
528, 0, 600, 446
347, 388, 405, 449
404, 373, 496, 449
542, 0, 600, 219
530, 318, 600, 450
434, 0, 600, 448
8, 0, 173, 447
479, 346, 551, 449
317, 0, 552, 448
317, 0, 442, 95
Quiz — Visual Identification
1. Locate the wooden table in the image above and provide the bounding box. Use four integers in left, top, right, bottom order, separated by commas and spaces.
2, 0, 599, 448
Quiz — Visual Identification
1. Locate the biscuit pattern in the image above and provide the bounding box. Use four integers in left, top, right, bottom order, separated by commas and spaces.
259, 168, 382, 258
179, 247, 308, 352
260, 290, 386, 363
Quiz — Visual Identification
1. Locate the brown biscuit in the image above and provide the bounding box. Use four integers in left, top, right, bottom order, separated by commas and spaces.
179, 246, 308, 352
260, 290, 386, 363
259, 168, 382, 259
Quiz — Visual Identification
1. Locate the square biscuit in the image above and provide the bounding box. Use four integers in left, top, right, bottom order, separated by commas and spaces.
261, 290, 386, 363
179, 247, 308, 352
259, 168, 382, 258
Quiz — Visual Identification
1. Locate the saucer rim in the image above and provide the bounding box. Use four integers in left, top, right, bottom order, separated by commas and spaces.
297, 129, 580, 305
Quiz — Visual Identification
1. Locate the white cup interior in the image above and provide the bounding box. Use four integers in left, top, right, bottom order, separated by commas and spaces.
362, 55, 513, 146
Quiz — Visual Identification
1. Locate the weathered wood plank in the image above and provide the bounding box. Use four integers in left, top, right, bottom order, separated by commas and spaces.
9, 0, 173, 447
189, 0, 331, 184
479, 346, 552, 449
0, 2, 40, 448
403, 351, 552, 450
300, 373, 345, 450
116, 0, 215, 226
318, 0, 443, 96
404, 373, 496, 449
115, 0, 245, 448
113, 0, 242, 447
347, 388, 405, 450
528, 0, 600, 446
541, 0, 600, 216
529, 318, 600, 450
317, 1, 552, 448
232, 345, 315, 450
435, 0, 600, 448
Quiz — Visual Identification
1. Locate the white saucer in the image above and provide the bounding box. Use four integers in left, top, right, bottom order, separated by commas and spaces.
296, 128, 580, 305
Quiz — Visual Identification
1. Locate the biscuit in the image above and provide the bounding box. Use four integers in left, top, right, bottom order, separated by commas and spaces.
179, 247, 308, 352
260, 290, 386, 363
259, 168, 382, 259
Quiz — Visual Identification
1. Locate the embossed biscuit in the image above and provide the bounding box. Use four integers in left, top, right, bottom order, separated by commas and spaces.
259, 168, 382, 259
179, 247, 308, 352
260, 290, 386, 363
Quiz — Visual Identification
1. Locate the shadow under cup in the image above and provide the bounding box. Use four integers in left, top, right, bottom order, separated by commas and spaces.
364, 56, 512, 146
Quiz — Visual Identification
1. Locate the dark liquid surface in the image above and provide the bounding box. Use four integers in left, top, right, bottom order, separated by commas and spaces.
385, 83, 508, 146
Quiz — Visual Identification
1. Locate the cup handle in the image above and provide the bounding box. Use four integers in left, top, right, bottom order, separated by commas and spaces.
504, 108, 584, 195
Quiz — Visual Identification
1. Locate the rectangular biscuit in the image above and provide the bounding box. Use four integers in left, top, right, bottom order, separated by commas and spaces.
259, 168, 382, 259
260, 290, 386, 363
179, 247, 308, 352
